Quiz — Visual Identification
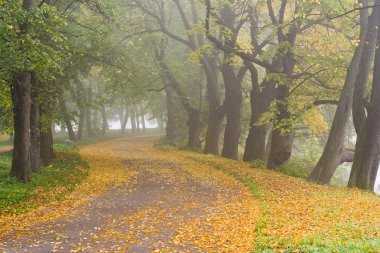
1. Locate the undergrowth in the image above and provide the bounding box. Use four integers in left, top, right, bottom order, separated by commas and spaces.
0, 144, 88, 215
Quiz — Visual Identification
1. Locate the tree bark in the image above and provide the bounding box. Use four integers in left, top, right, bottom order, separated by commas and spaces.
40, 125, 53, 165
243, 64, 276, 162
156, 44, 202, 148
267, 48, 297, 168
141, 104, 146, 132
203, 57, 224, 155
164, 87, 176, 140
308, 4, 370, 184
187, 108, 201, 148
10, 72, 32, 182
85, 87, 94, 138
349, 7, 380, 190
39, 80, 54, 165
219, 4, 243, 160
136, 108, 140, 132
308, 39, 367, 184
267, 85, 295, 169
75, 82, 85, 141
77, 107, 85, 140
10, 0, 35, 182
221, 63, 242, 160
101, 105, 108, 137
121, 103, 129, 134
30, 73, 40, 172
352, 4, 380, 133
59, 98, 76, 141
130, 109, 137, 133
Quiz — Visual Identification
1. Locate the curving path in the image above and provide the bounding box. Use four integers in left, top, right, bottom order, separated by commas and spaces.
0, 136, 258, 253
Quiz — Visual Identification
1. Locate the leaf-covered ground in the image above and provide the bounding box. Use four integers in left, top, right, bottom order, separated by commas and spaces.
178, 153, 380, 252
0, 136, 379, 252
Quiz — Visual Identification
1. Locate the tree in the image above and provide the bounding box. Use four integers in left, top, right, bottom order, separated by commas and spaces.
9, 0, 34, 182
348, 2, 380, 190
30, 73, 41, 172
308, 0, 374, 184
133, 0, 225, 154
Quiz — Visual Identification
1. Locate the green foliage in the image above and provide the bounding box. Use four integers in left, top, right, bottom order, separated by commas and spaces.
257, 100, 297, 135
251, 159, 267, 169
189, 44, 215, 64
279, 158, 313, 179
0, 147, 88, 214
0, 1, 67, 81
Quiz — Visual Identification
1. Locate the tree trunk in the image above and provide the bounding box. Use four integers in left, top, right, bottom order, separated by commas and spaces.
220, 63, 242, 160
75, 82, 85, 141
265, 128, 273, 160
101, 105, 108, 137
130, 109, 137, 133
39, 80, 54, 165
308, 7, 370, 184
136, 108, 140, 132
243, 65, 276, 162
202, 56, 224, 155
77, 107, 85, 141
164, 86, 176, 140
244, 120, 267, 162
157, 115, 164, 130
59, 98, 76, 141
187, 108, 201, 148
121, 103, 129, 134
93, 108, 98, 133
40, 125, 54, 165
267, 129, 295, 169
10, 0, 34, 182
85, 87, 94, 138
30, 74, 40, 172
156, 48, 202, 148
141, 105, 146, 132
349, 120, 380, 190
10, 72, 32, 182
218, 3, 242, 160
349, 9, 380, 190
308, 45, 366, 183
204, 107, 224, 154
267, 85, 295, 169
352, 4, 380, 133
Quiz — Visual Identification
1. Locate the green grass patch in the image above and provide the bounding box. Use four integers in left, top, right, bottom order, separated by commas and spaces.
250, 159, 267, 169
153, 137, 185, 150
278, 158, 314, 179
253, 235, 380, 253
0, 145, 88, 215
176, 151, 379, 253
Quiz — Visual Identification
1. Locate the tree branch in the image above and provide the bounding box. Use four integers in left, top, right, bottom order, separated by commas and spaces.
328, 4, 380, 20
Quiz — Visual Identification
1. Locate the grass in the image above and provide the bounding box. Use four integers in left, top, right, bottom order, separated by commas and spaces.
0, 144, 88, 215
278, 157, 315, 179
172, 149, 380, 253
0, 129, 162, 215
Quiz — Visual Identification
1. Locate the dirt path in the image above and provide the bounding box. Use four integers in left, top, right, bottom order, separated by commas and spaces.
0, 136, 258, 253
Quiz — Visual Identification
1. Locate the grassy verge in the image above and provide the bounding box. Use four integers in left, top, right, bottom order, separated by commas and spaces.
0, 145, 88, 215
172, 150, 379, 253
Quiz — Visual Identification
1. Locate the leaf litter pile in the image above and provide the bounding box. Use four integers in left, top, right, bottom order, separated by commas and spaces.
0, 136, 379, 252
